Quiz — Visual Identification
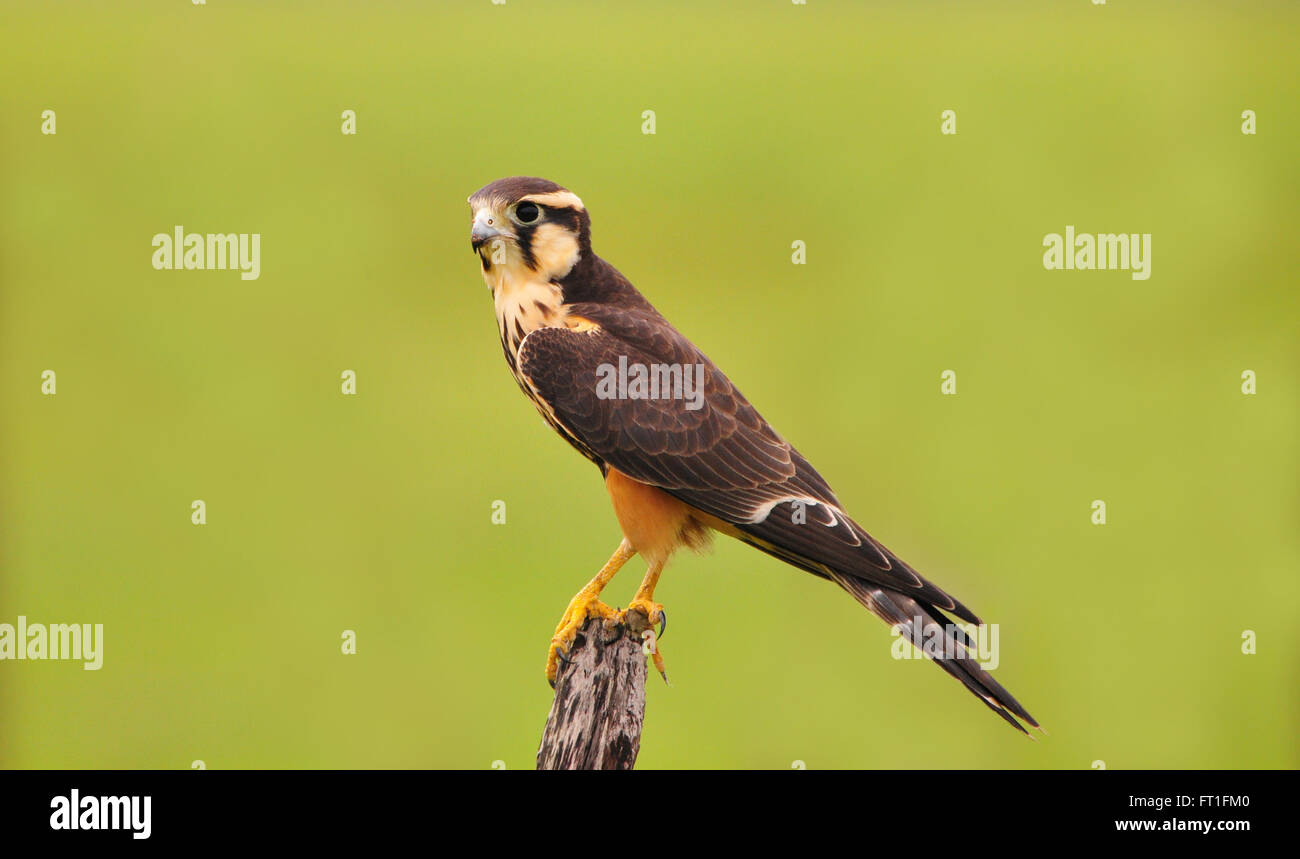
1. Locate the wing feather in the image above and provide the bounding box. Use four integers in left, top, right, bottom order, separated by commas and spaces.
516, 306, 976, 620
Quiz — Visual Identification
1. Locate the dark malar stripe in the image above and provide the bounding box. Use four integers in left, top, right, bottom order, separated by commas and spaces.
515, 223, 538, 270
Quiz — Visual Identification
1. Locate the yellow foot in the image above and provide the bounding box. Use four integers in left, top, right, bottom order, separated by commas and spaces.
546, 592, 618, 687
619, 598, 668, 684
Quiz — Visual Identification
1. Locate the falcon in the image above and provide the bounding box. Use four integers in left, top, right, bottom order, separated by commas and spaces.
467, 176, 1040, 734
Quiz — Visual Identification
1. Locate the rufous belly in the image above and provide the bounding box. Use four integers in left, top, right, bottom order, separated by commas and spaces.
604, 467, 712, 567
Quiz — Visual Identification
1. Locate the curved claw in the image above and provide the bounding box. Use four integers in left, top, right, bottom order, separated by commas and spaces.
546, 594, 618, 687
656, 608, 667, 641
547, 646, 570, 690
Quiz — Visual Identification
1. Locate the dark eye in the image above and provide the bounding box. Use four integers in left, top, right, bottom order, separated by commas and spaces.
513, 202, 541, 224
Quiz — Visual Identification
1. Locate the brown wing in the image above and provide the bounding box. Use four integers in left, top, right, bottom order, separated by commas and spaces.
516, 305, 978, 622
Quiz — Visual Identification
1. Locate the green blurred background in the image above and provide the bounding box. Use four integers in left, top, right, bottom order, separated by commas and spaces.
1, 1, 1296, 769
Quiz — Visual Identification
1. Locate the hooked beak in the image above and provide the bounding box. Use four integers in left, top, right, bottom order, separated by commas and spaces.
470, 211, 505, 251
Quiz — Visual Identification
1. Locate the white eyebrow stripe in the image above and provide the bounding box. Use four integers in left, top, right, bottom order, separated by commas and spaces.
521, 190, 585, 211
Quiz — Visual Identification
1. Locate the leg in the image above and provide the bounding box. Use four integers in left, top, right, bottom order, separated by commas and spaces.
620, 560, 668, 682
546, 539, 636, 686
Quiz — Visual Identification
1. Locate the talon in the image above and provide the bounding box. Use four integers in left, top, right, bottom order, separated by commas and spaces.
618, 596, 670, 682
545, 590, 617, 686
619, 597, 665, 634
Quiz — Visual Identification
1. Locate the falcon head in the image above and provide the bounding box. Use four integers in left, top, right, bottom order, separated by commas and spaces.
467, 176, 590, 282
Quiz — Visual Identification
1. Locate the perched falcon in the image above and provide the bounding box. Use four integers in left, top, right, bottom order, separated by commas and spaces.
467, 176, 1040, 734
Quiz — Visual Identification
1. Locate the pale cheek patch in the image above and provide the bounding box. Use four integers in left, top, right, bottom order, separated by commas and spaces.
529, 222, 581, 279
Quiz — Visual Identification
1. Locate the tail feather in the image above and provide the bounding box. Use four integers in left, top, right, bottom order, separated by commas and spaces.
730, 505, 1039, 734
831, 572, 1040, 734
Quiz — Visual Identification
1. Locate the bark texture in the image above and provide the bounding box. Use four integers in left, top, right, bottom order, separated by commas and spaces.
536, 615, 649, 770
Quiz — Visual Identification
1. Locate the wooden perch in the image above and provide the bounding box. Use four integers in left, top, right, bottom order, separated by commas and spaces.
536, 613, 653, 770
